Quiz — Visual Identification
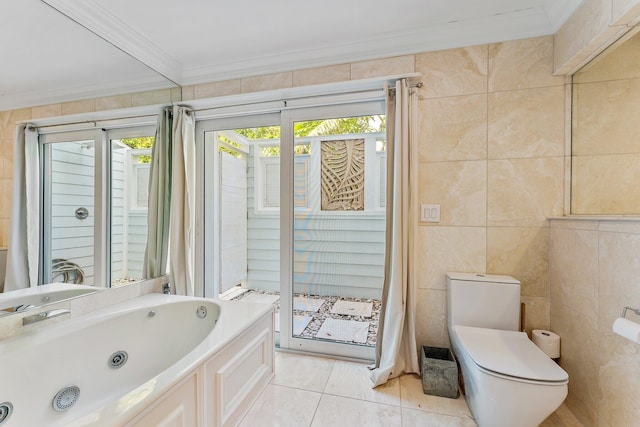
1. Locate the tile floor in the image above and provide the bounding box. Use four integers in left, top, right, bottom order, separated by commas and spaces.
237, 352, 584, 427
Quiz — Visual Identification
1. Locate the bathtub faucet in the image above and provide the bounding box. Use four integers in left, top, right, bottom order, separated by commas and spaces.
163, 283, 172, 294
22, 309, 71, 326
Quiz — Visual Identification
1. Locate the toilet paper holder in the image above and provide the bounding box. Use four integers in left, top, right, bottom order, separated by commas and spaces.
621, 307, 640, 317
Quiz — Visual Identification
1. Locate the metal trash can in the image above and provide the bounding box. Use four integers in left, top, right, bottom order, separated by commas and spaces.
421, 346, 458, 398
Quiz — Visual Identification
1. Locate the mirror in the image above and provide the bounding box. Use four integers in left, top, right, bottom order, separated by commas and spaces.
0, 1, 178, 312
571, 28, 640, 215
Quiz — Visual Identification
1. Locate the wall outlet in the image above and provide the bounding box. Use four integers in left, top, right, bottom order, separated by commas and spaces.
421, 204, 440, 222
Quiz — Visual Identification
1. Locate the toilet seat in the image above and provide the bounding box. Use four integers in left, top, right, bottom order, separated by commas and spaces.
454, 325, 568, 384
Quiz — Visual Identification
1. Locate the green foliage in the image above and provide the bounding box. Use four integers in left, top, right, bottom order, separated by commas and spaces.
119, 137, 154, 149
118, 137, 154, 163
233, 115, 386, 141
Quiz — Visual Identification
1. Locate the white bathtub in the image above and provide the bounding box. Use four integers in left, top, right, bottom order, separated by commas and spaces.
0, 293, 274, 426
0, 283, 99, 314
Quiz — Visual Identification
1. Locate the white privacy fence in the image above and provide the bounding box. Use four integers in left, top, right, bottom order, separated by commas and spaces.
247, 132, 387, 299
49, 141, 148, 285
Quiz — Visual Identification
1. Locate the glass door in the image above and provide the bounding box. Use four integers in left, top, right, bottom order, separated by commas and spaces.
42, 130, 102, 285
198, 115, 283, 337
282, 102, 387, 359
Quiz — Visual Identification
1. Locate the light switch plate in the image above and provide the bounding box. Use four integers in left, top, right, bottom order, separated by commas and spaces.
421, 204, 440, 222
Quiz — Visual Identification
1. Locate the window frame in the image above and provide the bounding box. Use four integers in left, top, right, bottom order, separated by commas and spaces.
39, 125, 155, 287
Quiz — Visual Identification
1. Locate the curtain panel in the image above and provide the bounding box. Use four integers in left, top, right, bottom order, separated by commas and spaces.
169, 106, 196, 296
370, 79, 420, 387
143, 107, 173, 280
4, 124, 40, 291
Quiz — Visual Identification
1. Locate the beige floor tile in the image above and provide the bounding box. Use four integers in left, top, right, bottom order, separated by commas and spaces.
402, 407, 478, 426
238, 384, 321, 427
311, 394, 401, 427
324, 360, 401, 406
271, 352, 335, 392
399, 374, 472, 419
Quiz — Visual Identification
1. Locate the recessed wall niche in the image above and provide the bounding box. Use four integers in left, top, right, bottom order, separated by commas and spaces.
571, 28, 640, 215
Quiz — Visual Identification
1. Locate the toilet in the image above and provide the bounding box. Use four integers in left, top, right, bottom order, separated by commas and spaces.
446, 272, 568, 427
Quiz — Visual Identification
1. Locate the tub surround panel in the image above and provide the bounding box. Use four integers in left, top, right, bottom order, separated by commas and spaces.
126, 365, 199, 427
550, 218, 640, 426
203, 317, 274, 427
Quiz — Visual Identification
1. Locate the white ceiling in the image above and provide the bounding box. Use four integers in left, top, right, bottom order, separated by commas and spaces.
0, 0, 583, 111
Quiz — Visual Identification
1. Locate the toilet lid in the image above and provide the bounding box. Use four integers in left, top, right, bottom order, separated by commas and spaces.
454, 325, 568, 382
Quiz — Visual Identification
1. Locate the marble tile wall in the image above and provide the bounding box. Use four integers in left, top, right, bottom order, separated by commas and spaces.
571, 30, 640, 214
550, 219, 640, 427
416, 36, 566, 347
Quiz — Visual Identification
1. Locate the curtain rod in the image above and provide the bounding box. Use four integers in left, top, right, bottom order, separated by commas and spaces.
23, 74, 422, 132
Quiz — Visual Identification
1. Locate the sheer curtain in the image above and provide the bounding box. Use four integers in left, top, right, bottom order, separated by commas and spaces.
4, 124, 40, 292
169, 106, 196, 296
143, 107, 172, 279
143, 106, 196, 296
370, 79, 420, 387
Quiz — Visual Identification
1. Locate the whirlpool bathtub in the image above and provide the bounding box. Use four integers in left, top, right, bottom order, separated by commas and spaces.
0, 293, 274, 426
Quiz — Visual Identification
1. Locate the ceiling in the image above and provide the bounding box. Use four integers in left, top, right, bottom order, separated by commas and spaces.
0, 0, 583, 111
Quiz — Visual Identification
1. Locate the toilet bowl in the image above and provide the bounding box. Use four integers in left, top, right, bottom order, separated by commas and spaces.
446, 273, 568, 427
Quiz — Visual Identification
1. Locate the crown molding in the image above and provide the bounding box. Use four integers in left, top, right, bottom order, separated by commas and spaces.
41, 0, 183, 85
542, 0, 584, 33
183, 6, 554, 85
0, 75, 173, 112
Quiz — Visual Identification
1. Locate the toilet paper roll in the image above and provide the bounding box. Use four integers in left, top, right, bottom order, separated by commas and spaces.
532, 329, 560, 359
613, 317, 640, 344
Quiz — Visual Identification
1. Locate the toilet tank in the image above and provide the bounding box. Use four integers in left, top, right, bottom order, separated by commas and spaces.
446, 272, 521, 331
